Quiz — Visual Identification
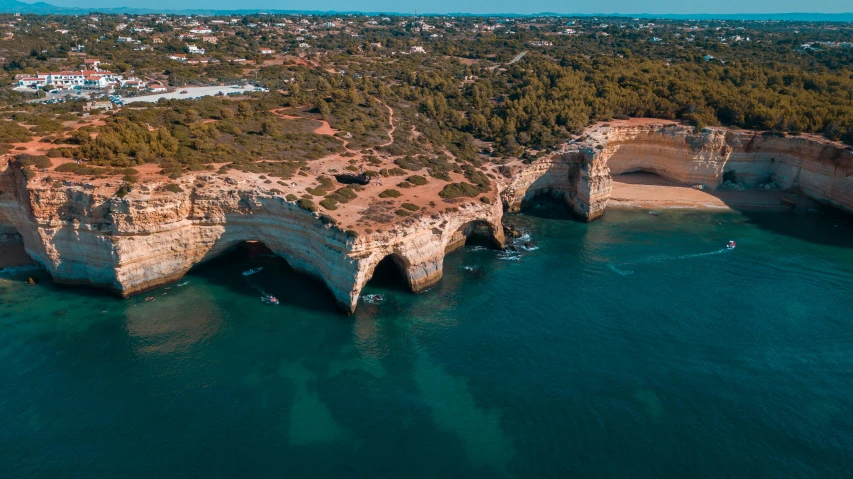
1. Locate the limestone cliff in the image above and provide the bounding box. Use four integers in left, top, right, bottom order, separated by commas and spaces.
0, 159, 503, 313
2, 119, 851, 312
503, 120, 853, 220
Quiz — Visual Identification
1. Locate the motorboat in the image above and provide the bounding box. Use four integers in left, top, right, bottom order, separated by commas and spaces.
242, 267, 263, 276
263, 294, 279, 305
727, 240, 737, 249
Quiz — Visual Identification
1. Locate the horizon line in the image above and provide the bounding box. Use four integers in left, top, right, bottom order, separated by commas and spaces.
9, 3, 853, 18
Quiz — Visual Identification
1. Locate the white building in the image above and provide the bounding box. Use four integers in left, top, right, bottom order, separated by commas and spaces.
186, 45, 205, 54
17, 70, 122, 89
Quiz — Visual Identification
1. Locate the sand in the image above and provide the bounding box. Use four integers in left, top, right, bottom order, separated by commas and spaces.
609, 173, 818, 211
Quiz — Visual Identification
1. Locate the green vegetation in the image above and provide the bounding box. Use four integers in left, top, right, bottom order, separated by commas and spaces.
439, 182, 488, 200
16, 154, 51, 169
0, 122, 32, 143
406, 175, 428, 186
297, 198, 317, 213
0, 12, 851, 193
378, 189, 402, 198
400, 203, 420, 211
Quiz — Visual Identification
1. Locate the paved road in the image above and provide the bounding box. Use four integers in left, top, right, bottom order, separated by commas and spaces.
122, 84, 263, 104
508, 51, 528, 65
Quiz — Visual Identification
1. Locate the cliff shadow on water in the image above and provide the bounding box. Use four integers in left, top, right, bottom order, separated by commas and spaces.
188, 241, 341, 314
517, 194, 577, 221
736, 209, 853, 248
612, 171, 853, 248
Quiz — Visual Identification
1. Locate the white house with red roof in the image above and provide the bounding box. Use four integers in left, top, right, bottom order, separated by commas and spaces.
84, 58, 101, 70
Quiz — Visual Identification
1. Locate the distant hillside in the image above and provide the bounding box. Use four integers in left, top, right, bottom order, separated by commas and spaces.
0, 0, 852, 22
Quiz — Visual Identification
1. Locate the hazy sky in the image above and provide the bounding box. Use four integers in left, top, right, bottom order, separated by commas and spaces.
38, 0, 853, 14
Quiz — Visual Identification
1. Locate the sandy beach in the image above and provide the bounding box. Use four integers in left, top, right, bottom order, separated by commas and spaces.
609, 173, 819, 211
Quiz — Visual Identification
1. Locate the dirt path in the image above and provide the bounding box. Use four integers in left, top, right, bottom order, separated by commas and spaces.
379, 104, 395, 147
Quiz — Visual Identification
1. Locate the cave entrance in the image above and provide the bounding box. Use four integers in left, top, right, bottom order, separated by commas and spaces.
365, 254, 411, 292
446, 220, 501, 253
462, 221, 494, 248
519, 189, 574, 220
0, 216, 33, 270
192, 240, 339, 313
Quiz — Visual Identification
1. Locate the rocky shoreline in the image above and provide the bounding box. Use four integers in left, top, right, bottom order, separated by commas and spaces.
2, 120, 851, 312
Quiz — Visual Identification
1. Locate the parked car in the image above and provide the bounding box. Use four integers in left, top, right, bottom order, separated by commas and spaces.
180, 90, 188, 94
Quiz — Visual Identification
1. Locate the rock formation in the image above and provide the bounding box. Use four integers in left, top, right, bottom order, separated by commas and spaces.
504, 120, 853, 220
0, 160, 504, 313
2, 119, 851, 312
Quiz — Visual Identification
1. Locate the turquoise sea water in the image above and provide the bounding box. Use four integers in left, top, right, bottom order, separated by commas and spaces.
2, 206, 853, 478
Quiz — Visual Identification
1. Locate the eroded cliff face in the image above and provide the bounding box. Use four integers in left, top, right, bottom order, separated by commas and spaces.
0, 160, 503, 313
2, 119, 851, 312
503, 121, 853, 220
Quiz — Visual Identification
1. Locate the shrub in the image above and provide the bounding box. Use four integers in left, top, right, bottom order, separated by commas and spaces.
480, 196, 491, 204
395, 209, 412, 217
320, 198, 339, 210
406, 175, 428, 186
285, 194, 298, 201
378, 189, 401, 198
439, 182, 483, 200
22, 168, 36, 180
401, 203, 420, 211
164, 183, 183, 193
325, 187, 357, 204
115, 184, 131, 198
16, 154, 51, 169
319, 214, 336, 225
345, 229, 359, 238
0, 122, 32, 143
397, 181, 413, 188
297, 198, 317, 212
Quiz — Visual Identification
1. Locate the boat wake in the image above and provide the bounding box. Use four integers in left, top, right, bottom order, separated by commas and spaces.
609, 247, 733, 275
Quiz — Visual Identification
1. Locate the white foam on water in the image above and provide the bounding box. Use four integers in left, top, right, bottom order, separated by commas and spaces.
608, 264, 634, 275
609, 247, 732, 275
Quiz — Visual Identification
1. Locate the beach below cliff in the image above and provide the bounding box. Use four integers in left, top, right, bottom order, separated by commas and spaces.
609, 173, 819, 211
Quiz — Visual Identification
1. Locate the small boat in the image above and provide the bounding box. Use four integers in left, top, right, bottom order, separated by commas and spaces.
242, 267, 264, 276
177, 281, 189, 287
262, 294, 279, 305
145, 296, 156, 301
727, 240, 737, 249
